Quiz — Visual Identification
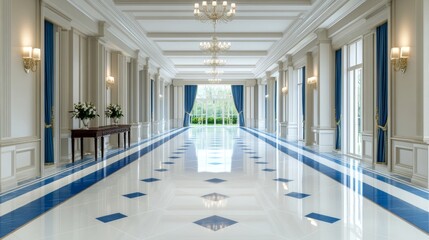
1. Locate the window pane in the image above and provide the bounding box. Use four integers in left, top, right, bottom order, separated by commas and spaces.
356, 39, 363, 65
349, 42, 356, 67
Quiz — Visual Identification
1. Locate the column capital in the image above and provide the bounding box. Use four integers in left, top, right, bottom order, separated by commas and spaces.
277, 61, 284, 71
144, 57, 150, 69
315, 28, 331, 44
134, 50, 140, 59
286, 55, 293, 67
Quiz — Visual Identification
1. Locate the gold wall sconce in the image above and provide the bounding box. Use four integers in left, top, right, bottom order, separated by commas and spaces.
23, 47, 41, 73
281, 86, 288, 94
391, 47, 409, 73
307, 76, 317, 85
106, 76, 115, 88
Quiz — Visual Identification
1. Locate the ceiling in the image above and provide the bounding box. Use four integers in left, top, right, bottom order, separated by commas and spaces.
64, 0, 370, 81
112, 0, 316, 81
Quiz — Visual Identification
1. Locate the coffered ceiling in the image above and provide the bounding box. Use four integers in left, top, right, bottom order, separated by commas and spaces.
64, 0, 369, 81
113, 0, 315, 81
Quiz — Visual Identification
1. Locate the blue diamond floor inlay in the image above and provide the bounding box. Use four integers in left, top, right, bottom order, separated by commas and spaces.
155, 169, 168, 172
255, 161, 269, 164
305, 213, 340, 224
172, 151, 184, 154
206, 178, 227, 184
194, 215, 237, 231
123, 192, 146, 199
141, 178, 161, 182
96, 213, 127, 223
163, 162, 175, 165
274, 178, 293, 183
262, 168, 276, 172
209, 162, 222, 165
169, 156, 180, 159
286, 192, 310, 199
250, 156, 262, 159
201, 193, 229, 201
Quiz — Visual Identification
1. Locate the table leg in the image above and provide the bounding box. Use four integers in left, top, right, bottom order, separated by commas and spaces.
94, 137, 98, 161
118, 133, 121, 148
128, 130, 131, 148
101, 136, 104, 159
123, 132, 126, 149
80, 138, 84, 160
72, 137, 75, 163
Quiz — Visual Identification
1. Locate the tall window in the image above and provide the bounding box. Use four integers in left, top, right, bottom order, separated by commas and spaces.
191, 85, 238, 126
347, 39, 363, 156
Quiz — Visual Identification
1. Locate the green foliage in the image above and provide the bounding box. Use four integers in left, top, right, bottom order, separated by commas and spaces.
216, 118, 223, 124
207, 117, 214, 124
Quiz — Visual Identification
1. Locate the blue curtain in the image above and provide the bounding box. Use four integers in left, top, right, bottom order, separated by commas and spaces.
183, 85, 198, 127
376, 22, 388, 163
335, 49, 342, 150
302, 67, 306, 136
231, 85, 245, 127
44, 21, 54, 164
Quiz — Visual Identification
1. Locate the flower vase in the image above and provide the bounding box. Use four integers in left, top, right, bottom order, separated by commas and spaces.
81, 119, 90, 129
113, 118, 119, 125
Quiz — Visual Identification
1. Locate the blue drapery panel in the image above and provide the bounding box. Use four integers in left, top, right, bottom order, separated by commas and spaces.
302, 67, 306, 136
231, 85, 245, 127
183, 85, 198, 127
335, 49, 342, 150
44, 21, 54, 164
376, 22, 388, 163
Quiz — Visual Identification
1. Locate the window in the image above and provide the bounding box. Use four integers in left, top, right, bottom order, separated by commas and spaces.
190, 85, 238, 126
297, 67, 305, 141
346, 39, 363, 156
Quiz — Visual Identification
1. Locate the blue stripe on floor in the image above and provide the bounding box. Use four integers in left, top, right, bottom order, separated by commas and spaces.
241, 127, 429, 234
0, 128, 189, 238
0, 129, 179, 204
249, 128, 429, 200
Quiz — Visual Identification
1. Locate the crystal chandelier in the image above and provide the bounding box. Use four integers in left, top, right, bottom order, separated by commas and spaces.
204, 57, 226, 66
206, 68, 224, 75
194, 1, 236, 23
200, 37, 231, 53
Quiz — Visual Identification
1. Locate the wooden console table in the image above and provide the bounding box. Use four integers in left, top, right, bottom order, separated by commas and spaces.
71, 124, 131, 162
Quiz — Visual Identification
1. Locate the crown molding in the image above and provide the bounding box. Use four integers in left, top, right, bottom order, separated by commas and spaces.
254, 0, 351, 78
81, 0, 177, 78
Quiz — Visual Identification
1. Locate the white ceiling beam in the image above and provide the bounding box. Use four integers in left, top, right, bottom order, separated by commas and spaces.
163, 51, 267, 57
148, 32, 283, 40
174, 64, 256, 69
135, 16, 299, 20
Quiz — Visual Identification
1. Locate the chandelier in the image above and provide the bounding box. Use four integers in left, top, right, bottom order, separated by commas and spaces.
194, 1, 236, 23
206, 69, 224, 75
204, 57, 226, 66
200, 37, 231, 53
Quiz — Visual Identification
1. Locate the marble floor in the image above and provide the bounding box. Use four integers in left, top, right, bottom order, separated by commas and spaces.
1, 127, 429, 240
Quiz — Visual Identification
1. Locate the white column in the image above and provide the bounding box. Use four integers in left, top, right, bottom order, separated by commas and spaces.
173, 83, 184, 128
160, 78, 165, 132
266, 72, 276, 133
164, 83, 171, 130
277, 61, 287, 137
153, 68, 161, 134
87, 37, 106, 127
244, 81, 256, 127
140, 57, 151, 138
130, 51, 141, 142
305, 52, 314, 146
285, 55, 298, 140
314, 29, 335, 152
257, 80, 266, 130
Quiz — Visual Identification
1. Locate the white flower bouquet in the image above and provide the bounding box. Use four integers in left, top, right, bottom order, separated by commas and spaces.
105, 104, 124, 119
70, 102, 99, 120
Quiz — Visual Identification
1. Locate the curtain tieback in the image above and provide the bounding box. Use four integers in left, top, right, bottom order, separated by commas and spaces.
45, 123, 52, 129
185, 112, 191, 115
238, 111, 243, 114
377, 123, 388, 132
336, 116, 341, 126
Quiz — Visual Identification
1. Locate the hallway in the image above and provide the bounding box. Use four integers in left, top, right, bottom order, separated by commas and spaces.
1, 127, 428, 240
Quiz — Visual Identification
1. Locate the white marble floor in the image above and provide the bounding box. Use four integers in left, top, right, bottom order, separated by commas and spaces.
2, 127, 429, 240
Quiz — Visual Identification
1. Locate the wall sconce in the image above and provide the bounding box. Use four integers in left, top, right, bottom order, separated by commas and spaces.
265, 94, 269, 98
391, 47, 409, 73
23, 47, 41, 73
106, 76, 114, 88
281, 86, 288, 94
159, 94, 163, 98
307, 76, 317, 85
